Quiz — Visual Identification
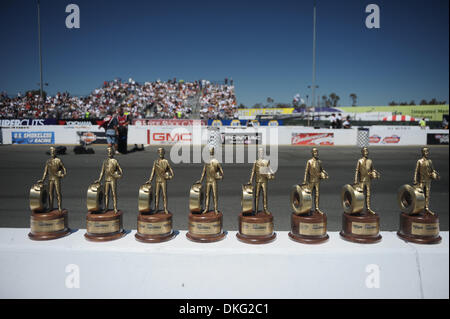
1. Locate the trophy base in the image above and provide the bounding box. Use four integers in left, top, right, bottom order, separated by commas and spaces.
340, 211, 382, 244
85, 210, 126, 242
289, 211, 329, 244
397, 212, 441, 244
135, 210, 176, 243
236, 211, 276, 244
186, 211, 226, 243
28, 209, 70, 241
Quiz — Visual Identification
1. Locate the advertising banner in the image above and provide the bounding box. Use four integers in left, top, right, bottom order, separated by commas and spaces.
339, 105, 448, 121
237, 108, 294, 119
133, 119, 205, 126
147, 128, 193, 145
291, 133, 334, 145
368, 126, 426, 145
11, 131, 55, 144
221, 132, 261, 145
77, 131, 108, 144
427, 133, 449, 145
0, 119, 57, 127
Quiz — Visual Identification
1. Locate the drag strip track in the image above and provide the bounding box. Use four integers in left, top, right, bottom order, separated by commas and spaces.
0, 145, 448, 232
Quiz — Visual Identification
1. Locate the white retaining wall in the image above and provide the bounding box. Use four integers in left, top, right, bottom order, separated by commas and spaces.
0, 125, 447, 146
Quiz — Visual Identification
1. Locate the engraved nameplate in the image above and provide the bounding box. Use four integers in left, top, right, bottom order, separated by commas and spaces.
351, 222, 378, 235
138, 220, 172, 235
189, 221, 221, 235
87, 219, 120, 234
411, 222, 439, 236
299, 222, 325, 236
30, 217, 65, 233
241, 222, 273, 236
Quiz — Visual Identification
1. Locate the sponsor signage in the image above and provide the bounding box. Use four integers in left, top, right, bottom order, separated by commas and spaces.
77, 131, 107, 144
427, 133, 449, 145
0, 119, 57, 127
133, 119, 205, 126
221, 132, 261, 145
59, 120, 98, 126
147, 131, 193, 144
12, 131, 55, 144
291, 133, 334, 145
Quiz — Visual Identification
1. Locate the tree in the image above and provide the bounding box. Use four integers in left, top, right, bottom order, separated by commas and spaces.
428, 98, 438, 105
329, 93, 340, 107
349, 93, 357, 106
409, 100, 415, 105
419, 99, 428, 105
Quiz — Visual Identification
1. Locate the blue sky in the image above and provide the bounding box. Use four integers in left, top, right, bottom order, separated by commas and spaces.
0, 0, 448, 106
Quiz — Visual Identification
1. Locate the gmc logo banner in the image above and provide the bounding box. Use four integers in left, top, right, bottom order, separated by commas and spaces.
147, 131, 193, 144
427, 133, 449, 145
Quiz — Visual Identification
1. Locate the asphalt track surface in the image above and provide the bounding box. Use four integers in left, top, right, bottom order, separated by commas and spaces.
0, 144, 448, 232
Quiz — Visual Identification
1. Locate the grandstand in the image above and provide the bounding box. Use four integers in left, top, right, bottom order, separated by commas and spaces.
0, 78, 237, 121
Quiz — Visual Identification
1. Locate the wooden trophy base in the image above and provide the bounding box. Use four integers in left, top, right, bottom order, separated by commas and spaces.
237, 211, 276, 244
135, 210, 176, 243
340, 211, 382, 243
85, 210, 126, 242
397, 212, 441, 244
187, 211, 226, 243
289, 211, 329, 244
28, 209, 70, 241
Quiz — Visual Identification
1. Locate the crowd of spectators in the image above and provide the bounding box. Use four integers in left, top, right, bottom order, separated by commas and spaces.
0, 78, 237, 120
199, 78, 237, 120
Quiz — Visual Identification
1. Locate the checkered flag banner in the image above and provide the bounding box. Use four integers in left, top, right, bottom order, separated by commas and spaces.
207, 126, 221, 150
357, 127, 370, 147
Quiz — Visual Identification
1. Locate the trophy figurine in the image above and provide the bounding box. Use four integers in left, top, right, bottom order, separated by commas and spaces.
289, 148, 329, 244
340, 147, 382, 243
397, 147, 441, 244
28, 146, 70, 240
85, 146, 125, 241
186, 147, 226, 242
237, 147, 276, 244
135, 148, 176, 243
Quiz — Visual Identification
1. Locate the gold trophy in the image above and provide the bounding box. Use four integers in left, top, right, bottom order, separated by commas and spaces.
187, 147, 226, 243
135, 148, 176, 243
397, 147, 441, 244
85, 146, 125, 241
289, 148, 329, 244
340, 147, 382, 243
237, 147, 276, 244
28, 147, 70, 240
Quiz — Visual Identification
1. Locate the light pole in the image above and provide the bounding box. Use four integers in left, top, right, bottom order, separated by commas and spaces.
37, 0, 44, 104
311, 0, 317, 110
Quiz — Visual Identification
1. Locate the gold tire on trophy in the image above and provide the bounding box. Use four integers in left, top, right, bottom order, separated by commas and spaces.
85, 210, 126, 242
341, 184, 364, 214
237, 211, 276, 244
397, 212, 441, 244
187, 211, 226, 243
289, 211, 329, 244
28, 209, 70, 241
291, 184, 313, 215
397, 184, 425, 215
340, 212, 382, 244
135, 210, 176, 243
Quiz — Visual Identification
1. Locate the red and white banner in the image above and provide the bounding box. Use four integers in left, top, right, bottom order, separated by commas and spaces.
382, 115, 416, 122
291, 133, 334, 145
368, 126, 426, 145
133, 119, 206, 126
